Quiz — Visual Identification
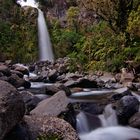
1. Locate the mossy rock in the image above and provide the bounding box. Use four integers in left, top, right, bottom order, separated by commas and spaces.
37, 134, 62, 140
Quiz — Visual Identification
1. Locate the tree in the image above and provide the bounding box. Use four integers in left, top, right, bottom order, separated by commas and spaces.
66, 6, 79, 32
0, 0, 38, 62
78, 0, 140, 33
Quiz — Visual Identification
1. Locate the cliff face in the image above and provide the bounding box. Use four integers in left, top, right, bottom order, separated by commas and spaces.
41, 0, 97, 28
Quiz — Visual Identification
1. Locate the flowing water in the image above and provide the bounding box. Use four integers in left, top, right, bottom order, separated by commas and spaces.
76, 104, 118, 134
79, 126, 140, 140
76, 112, 91, 134
74, 89, 140, 140
76, 111, 103, 133
99, 104, 118, 127
77, 104, 140, 140
37, 9, 54, 61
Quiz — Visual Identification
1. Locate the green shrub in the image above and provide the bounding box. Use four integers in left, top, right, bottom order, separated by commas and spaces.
36, 134, 62, 140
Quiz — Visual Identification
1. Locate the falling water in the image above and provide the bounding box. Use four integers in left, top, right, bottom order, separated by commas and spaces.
76, 111, 102, 134
99, 104, 118, 127
17, 0, 54, 62
37, 9, 54, 61
76, 112, 90, 134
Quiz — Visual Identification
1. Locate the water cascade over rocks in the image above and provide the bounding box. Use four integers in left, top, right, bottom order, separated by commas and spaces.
17, 0, 54, 62
1, 58, 140, 139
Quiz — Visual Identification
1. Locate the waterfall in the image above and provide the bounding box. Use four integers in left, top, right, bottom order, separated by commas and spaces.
37, 9, 54, 62
17, 0, 54, 62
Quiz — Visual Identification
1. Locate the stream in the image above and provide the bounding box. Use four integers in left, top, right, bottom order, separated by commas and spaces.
26, 81, 140, 139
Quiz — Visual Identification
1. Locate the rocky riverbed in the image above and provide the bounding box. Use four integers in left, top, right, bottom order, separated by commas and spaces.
0, 58, 140, 140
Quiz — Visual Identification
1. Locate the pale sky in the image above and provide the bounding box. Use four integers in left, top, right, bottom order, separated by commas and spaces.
17, 0, 39, 8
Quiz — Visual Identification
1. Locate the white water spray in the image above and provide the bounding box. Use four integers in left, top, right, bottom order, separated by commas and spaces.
79, 126, 140, 140
101, 104, 118, 127
17, 0, 54, 62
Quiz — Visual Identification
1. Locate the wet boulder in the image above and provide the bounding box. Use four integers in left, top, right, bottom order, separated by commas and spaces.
65, 73, 83, 81
70, 87, 83, 93
45, 84, 60, 95
20, 91, 42, 114
56, 74, 66, 81
54, 57, 70, 74
120, 68, 135, 87
40, 70, 49, 82
78, 102, 104, 115
0, 75, 9, 81
30, 90, 69, 117
59, 84, 71, 96
115, 95, 139, 125
29, 75, 44, 82
12, 64, 29, 76
0, 64, 11, 76
5, 60, 12, 65
115, 73, 121, 82
28, 64, 35, 72
4, 123, 30, 140
48, 69, 58, 82
64, 78, 97, 88
45, 84, 71, 96
99, 72, 116, 83
0, 80, 25, 140
58, 63, 68, 74
8, 74, 30, 88
10, 70, 24, 78
110, 88, 132, 102
77, 78, 97, 88
59, 104, 77, 129
23, 81, 31, 89
64, 79, 78, 87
